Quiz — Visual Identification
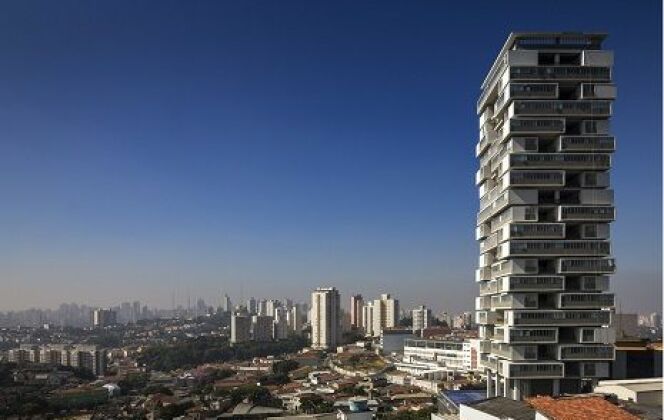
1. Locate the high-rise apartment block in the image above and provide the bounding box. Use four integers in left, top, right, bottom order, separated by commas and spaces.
371, 294, 399, 337
412, 305, 432, 333
475, 32, 616, 399
252, 315, 274, 341
310, 287, 341, 350
350, 294, 364, 329
92, 308, 117, 328
230, 313, 252, 344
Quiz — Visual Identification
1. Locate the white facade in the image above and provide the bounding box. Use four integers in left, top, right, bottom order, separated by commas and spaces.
310, 287, 341, 350
370, 294, 399, 337
476, 32, 616, 399
362, 302, 374, 337
412, 305, 431, 333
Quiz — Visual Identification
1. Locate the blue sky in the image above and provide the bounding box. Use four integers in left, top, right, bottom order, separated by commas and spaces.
0, 1, 661, 314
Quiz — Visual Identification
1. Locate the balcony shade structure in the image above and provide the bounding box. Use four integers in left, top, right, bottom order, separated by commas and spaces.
475, 32, 616, 400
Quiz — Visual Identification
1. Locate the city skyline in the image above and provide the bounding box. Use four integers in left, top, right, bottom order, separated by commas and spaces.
1, 1, 661, 314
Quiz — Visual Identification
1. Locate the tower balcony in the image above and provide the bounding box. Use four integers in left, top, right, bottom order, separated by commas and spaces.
491, 293, 539, 310
498, 223, 565, 240
575, 327, 615, 344
556, 293, 615, 309
509, 65, 611, 82
557, 345, 615, 363
497, 276, 565, 293
578, 83, 617, 100
491, 258, 539, 277
491, 343, 538, 361
479, 280, 498, 296
557, 206, 615, 222
504, 310, 612, 327
476, 296, 492, 311
504, 153, 611, 171
557, 135, 615, 152
497, 240, 611, 258
500, 170, 565, 188
557, 258, 616, 274
509, 100, 612, 118
507, 327, 558, 344
476, 311, 500, 325
500, 361, 565, 379
502, 118, 565, 140
494, 82, 559, 112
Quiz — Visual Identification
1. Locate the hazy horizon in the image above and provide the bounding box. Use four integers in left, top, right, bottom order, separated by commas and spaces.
1, 1, 661, 315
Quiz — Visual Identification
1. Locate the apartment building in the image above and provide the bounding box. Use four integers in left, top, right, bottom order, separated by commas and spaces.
475, 32, 616, 399
310, 287, 341, 350
230, 313, 252, 344
350, 294, 364, 329
368, 294, 399, 337
412, 305, 432, 333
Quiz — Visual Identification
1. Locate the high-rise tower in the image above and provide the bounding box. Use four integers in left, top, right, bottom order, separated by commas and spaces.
310, 287, 341, 350
475, 32, 616, 399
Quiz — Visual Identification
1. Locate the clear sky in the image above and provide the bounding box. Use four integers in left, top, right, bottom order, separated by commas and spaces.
0, 0, 661, 314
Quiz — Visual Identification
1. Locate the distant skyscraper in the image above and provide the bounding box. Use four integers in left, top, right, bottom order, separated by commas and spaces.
222, 294, 232, 312
350, 294, 364, 329
92, 308, 117, 328
132, 301, 141, 323
266, 299, 279, 317
371, 294, 399, 337
231, 313, 251, 344
475, 32, 616, 399
252, 315, 273, 342
310, 287, 341, 350
362, 302, 375, 337
411, 305, 431, 333
257, 299, 268, 316
247, 297, 257, 314
287, 305, 303, 334
273, 306, 289, 340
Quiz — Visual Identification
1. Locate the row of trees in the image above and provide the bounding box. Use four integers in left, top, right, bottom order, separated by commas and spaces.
138, 336, 308, 372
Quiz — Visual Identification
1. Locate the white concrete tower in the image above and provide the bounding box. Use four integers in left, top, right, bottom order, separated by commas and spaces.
310, 287, 341, 350
475, 32, 616, 399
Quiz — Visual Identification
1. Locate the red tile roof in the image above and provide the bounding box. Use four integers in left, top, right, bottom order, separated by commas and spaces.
527, 396, 639, 420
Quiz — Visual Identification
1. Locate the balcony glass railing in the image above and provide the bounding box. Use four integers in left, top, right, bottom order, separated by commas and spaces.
510, 66, 611, 81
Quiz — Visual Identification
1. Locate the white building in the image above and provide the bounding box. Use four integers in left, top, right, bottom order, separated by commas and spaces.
412, 305, 431, 333
310, 287, 341, 350
231, 313, 252, 344
362, 302, 374, 337
475, 32, 616, 399
371, 294, 399, 337
287, 305, 303, 334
